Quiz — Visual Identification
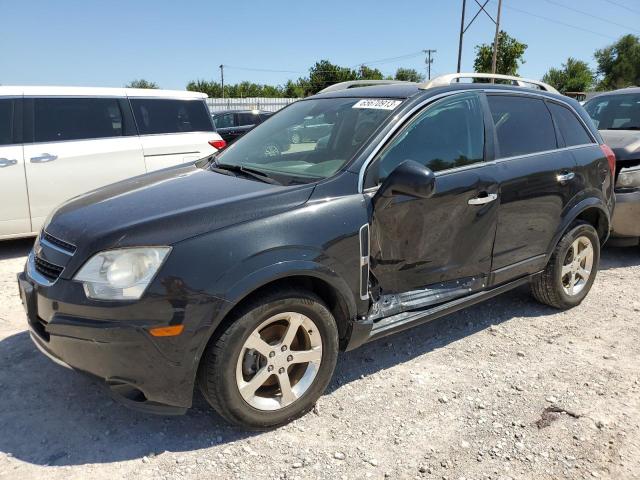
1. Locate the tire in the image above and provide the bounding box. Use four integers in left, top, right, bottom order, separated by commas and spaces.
198, 288, 339, 429
531, 221, 600, 309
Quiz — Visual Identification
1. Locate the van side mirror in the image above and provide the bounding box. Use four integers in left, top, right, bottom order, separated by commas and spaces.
373, 160, 436, 208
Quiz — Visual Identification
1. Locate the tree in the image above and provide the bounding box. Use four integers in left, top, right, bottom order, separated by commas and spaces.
187, 80, 286, 98
394, 68, 425, 83
594, 34, 640, 90
542, 58, 594, 93
283, 79, 307, 98
187, 80, 222, 97
307, 60, 358, 95
186, 60, 432, 98
126, 79, 158, 89
473, 31, 527, 76
356, 65, 385, 80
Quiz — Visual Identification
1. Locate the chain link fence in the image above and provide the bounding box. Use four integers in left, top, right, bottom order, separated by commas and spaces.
206, 97, 298, 113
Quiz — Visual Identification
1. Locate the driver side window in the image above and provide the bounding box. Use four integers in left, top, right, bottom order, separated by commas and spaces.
367, 92, 485, 186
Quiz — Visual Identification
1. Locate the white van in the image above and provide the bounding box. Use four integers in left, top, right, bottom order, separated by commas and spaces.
0, 86, 224, 239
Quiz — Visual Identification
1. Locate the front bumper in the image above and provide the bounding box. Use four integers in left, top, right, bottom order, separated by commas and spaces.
611, 189, 640, 241
17, 264, 222, 414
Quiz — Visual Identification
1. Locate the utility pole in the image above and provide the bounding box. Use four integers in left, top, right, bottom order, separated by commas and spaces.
219, 64, 225, 100
457, 0, 466, 73
491, 0, 503, 75
456, 0, 497, 74
423, 49, 437, 80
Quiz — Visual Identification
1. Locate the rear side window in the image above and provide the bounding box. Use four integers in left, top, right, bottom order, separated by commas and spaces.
487, 95, 557, 158
214, 113, 235, 129
237, 112, 258, 126
374, 92, 485, 182
131, 99, 213, 135
0, 99, 13, 145
548, 102, 592, 147
34, 97, 124, 142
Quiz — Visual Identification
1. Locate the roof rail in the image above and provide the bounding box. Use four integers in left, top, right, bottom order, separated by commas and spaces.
420, 73, 559, 94
318, 80, 415, 94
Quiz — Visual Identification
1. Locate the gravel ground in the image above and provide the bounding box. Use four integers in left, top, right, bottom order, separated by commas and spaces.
0, 238, 638, 480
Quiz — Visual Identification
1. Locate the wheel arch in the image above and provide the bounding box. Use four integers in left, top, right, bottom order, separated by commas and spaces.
192, 263, 358, 387
219, 273, 356, 348
549, 198, 610, 259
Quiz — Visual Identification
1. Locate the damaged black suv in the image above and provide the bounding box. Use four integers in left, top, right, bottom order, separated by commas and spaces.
19, 74, 615, 429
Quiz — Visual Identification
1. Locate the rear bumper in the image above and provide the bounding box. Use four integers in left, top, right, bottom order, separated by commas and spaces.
17, 268, 223, 414
611, 189, 640, 240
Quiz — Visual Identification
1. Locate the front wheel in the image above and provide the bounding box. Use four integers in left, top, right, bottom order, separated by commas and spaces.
531, 221, 600, 309
198, 289, 339, 429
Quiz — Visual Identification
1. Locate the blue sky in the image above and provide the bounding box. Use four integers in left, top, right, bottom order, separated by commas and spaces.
1, 0, 637, 89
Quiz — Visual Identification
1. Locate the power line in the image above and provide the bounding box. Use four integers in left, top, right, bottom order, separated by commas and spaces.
541, 0, 640, 34
222, 50, 426, 76
223, 65, 301, 73
354, 51, 425, 67
601, 0, 640, 16
504, 4, 617, 40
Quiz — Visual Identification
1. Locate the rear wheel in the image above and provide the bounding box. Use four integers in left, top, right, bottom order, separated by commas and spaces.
198, 289, 338, 429
531, 221, 600, 309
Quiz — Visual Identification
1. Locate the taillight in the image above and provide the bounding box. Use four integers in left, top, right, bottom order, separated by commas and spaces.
600, 144, 616, 176
209, 139, 227, 150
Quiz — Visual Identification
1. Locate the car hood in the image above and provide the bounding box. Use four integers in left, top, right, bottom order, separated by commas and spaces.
600, 130, 640, 163
45, 163, 314, 259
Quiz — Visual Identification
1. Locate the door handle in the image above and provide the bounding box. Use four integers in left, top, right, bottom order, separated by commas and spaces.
468, 193, 498, 205
0, 158, 17, 168
556, 171, 575, 184
30, 153, 58, 163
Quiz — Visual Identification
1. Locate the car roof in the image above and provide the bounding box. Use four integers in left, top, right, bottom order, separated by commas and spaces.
0, 85, 207, 99
591, 87, 640, 97
310, 82, 570, 102
312, 83, 422, 99
212, 109, 271, 115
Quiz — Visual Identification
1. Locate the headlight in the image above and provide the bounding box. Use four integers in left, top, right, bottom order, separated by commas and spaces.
74, 247, 171, 300
617, 165, 640, 189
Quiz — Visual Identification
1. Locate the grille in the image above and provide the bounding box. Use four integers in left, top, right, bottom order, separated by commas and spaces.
42, 231, 76, 254
34, 256, 64, 282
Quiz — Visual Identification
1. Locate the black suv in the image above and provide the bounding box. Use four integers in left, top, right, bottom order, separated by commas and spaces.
18, 75, 615, 429
212, 109, 272, 144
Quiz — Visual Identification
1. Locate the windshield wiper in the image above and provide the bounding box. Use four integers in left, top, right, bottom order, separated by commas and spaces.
212, 162, 282, 185
603, 127, 640, 130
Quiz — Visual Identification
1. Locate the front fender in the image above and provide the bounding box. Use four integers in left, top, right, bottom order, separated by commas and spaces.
220, 249, 358, 321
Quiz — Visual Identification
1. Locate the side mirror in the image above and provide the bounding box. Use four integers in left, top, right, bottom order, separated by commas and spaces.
373, 160, 436, 208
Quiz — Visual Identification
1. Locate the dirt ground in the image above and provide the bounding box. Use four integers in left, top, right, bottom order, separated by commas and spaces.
0, 238, 638, 480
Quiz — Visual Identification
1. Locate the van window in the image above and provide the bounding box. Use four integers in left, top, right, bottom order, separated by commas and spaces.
131, 99, 213, 135
34, 97, 124, 143
373, 92, 485, 183
487, 95, 557, 158
0, 99, 13, 145
548, 102, 592, 147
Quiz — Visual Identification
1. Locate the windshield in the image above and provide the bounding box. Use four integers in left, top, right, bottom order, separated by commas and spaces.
210, 97, 403, 184
584, 93, 640, 130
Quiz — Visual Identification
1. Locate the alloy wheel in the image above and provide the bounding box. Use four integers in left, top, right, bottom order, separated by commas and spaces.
561, 236, 594, 296
235, 312, 323, 411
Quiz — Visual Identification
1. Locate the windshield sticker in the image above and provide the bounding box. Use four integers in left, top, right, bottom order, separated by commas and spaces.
352, 99, 402, 110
